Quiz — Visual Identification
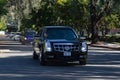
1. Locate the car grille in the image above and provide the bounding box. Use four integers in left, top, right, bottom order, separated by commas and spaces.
53, 43, 79, 52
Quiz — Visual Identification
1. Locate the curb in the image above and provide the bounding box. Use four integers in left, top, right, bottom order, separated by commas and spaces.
88, 44, 120, 50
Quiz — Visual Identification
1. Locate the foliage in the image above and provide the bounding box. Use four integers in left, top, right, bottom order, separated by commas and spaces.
0, 0, 7, 16
0, 22, 6, 30
4, 0, 120, 43
0, 17, 7, 30
104, 14, 119, 29
89, 0, 120, 43
100, 35, 120, 43
29, 0, 90, 31
0, 0, 7, 30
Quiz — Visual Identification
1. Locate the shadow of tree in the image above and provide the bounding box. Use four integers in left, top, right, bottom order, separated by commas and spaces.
0, 37, 120, 80
0, 51, 120, 80
88, 52, 120, 65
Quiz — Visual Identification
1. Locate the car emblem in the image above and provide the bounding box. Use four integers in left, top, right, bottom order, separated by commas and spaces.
65, 46, 70, 51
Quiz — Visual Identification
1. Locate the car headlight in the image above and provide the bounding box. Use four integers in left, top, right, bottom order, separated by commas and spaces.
45, 41, 52, 52
81, 42, 87, 52
24, 37, 27, 40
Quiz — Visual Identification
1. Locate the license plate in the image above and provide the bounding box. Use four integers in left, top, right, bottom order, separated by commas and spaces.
63, 52, 71, 56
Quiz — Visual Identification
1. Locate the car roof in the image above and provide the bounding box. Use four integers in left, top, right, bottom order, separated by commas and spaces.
43, 26, 72, 29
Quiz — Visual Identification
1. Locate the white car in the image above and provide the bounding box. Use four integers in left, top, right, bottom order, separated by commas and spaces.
0, 31, 5, 35
11, 32, 21, 41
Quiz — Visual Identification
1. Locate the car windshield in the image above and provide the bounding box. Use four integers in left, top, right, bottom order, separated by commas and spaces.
25, 31, 36, 36
46, 28, 77, 40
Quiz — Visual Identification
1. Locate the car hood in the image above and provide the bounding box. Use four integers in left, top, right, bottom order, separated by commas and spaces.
47, 39, 81, 43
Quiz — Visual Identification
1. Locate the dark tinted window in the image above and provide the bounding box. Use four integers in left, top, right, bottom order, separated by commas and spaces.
46, 28, 77, 39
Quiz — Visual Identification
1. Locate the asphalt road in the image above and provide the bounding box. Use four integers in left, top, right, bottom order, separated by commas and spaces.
0, 36, 120, 80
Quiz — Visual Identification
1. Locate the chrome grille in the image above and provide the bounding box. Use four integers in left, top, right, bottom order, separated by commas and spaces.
53, 43, 79, 52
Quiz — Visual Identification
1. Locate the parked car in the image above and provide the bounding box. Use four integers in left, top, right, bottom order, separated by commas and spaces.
32, 26, 88, 65
8, 32, 16, 38
0, 31, 5, 35
20, 30, 37, 45
11, 32, 21, 41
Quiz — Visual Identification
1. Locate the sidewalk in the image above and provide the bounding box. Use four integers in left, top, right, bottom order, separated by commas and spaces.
88, 42, 120, 50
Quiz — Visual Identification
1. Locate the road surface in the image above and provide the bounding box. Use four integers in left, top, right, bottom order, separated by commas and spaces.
0, 36, 120, 80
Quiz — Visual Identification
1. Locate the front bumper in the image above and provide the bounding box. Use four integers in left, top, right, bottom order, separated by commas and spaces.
43, 51, 87, 62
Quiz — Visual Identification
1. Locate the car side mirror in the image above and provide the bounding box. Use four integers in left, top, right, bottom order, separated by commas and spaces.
79, 31, 86, 40
80, 36, 86, 40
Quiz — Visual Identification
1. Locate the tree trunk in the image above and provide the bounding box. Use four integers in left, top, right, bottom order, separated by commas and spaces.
90, 0, 99, 44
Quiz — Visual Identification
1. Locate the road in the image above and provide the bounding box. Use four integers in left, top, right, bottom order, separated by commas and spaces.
0, 36, 120, 80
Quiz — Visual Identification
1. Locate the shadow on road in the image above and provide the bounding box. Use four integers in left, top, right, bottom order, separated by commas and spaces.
0, 45, 32, 52
88, 51, 120, 65
0, 36, 32, 52
0, 52, 120, 80
0, 36, 120, 80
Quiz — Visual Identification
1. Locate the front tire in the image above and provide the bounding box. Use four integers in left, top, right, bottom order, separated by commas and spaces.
39, 48, 47, 65
33, 51, 38, 60
39, 53, 47, 65
79, 59, 87, 65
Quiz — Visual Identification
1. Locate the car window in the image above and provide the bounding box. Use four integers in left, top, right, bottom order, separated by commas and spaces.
46, 28, 77, 40
25, 31, 36, 36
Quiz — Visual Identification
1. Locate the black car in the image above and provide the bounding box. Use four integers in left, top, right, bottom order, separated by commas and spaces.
32, 26, 88, 65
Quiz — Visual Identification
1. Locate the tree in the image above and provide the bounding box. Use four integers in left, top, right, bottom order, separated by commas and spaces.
0, 0, 7, 30
6, 0, 37, 31
0, 0, 7, 16
89, 0, 116, 44
5, 0, 119, 42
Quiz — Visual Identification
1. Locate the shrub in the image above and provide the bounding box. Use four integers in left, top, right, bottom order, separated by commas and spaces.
100, 35, 120, 43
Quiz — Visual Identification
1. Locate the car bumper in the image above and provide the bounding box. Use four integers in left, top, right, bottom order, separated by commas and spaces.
43, 51, 87, 62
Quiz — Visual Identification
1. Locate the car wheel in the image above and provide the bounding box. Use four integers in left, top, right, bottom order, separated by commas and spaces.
79, 59, 87, 65
33, 51, 38, 60
39, 48, 46, 65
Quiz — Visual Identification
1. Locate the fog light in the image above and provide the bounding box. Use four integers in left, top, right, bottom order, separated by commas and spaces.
80, 56, 84, 58
48, 56, 54, 58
